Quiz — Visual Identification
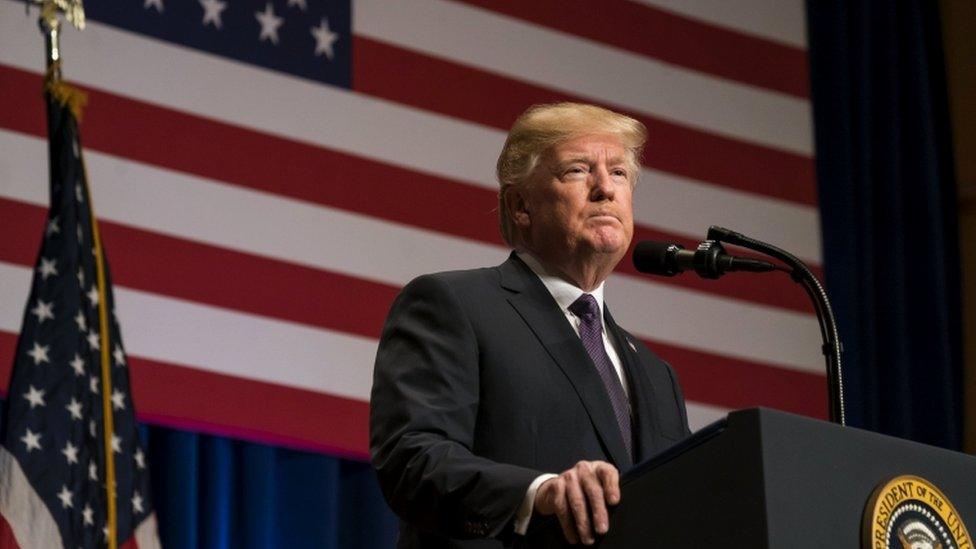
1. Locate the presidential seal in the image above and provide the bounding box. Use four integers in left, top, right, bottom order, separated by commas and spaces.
863, 475, 973, 549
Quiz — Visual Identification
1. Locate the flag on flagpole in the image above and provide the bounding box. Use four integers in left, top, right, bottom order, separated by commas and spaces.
0, 74, 160, 548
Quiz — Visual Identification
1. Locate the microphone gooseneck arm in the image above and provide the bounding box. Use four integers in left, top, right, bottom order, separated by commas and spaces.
705, 226, 846, 426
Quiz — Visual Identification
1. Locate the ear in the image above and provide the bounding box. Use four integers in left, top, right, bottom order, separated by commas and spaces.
505, 187, 532, 229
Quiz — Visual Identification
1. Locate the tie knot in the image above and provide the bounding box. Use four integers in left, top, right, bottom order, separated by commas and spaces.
569, 293, 600, 322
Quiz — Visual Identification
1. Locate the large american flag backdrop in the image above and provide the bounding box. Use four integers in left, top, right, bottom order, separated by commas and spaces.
0, 0, 822, 459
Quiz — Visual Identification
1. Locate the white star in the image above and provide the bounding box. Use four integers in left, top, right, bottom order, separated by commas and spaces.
37, 257, 58, 280
62, 441, 79, 464
113, 344, 126, 367
89, 375, 99, 394
77, 268, 85, 287
21, 428, 42, 452
57, 485, 74, 509
31, 300, 55, 324
86, 286, 99, 307
75, 184, 84, 203
199, 0, 227, 28
287, 0, 306, 9
23, 385, 46, 408
87, 330, 100, 351
89, 420, 97, 438
311, 18, 339, 60
132, 491, 145, 514
74, 310, 87, 332
66, 397, 83, 420
89, 462, 98, 481
77, 224, 83, 244
70, 353, 85, 376
27, 342, 50, 365
134, 448, 146, 469
111, 434, 122, 454
255, 3, 283, 44
144, 0, 164, 13
102, 525, 110, 540
46, 216, 60, 237
83, 503, 94, 525
111, 389, 126, 411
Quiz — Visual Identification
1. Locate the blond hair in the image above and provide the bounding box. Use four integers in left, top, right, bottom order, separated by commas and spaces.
496, 103, 647, 246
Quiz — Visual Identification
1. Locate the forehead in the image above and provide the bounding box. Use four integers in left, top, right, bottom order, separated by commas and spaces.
547, 133, 629, 162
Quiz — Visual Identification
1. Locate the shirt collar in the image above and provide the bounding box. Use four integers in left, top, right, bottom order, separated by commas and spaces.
516, 251, 606, 318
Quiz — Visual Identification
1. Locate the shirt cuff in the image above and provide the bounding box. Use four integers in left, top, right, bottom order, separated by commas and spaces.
513, 473, 559, 535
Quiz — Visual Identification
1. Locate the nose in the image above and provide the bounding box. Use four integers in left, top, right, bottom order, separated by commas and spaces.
590, 164, 616, 201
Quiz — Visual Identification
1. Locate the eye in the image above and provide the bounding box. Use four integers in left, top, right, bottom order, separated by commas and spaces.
561, 166, 588, 179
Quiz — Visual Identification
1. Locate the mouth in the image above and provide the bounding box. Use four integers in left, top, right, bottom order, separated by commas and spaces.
588, 213, 620, 223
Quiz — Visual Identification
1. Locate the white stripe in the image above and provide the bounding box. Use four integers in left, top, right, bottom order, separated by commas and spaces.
636, 169, 821, 264
0, 446, 64, 549
0, 28, 823, 262
0, 4, 821, 262
134, 513, 162, 549
628, 0, 807, 48
607, 276, 822, 373
353, 0, 813, 156
0, 1, 811, 187
0, 130, 823, 372
685, 401, 730, 432
0, 261, 378, 401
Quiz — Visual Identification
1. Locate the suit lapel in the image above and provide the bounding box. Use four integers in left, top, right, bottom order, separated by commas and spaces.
499, 254, 632, 469
604, 309, 660, 463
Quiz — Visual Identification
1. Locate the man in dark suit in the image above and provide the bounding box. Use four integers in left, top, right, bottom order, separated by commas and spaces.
370, 103, 691, 548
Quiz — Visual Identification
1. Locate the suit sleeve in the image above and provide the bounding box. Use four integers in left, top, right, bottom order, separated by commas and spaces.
369, 274, 542, 539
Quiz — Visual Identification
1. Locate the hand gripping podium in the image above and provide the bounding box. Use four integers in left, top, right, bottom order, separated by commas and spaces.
594, 408, 976, 548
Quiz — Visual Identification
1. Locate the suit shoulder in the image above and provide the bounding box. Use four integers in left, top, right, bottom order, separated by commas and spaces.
401, 265, 501, 298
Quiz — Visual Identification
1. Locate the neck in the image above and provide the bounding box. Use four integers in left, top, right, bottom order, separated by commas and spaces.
520, 247, 619, 292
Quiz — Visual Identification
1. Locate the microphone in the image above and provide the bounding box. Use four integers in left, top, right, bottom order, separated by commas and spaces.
633, 240, 777, 279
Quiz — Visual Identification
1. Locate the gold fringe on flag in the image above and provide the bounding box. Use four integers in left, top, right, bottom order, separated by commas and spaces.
43, 61, 88, 121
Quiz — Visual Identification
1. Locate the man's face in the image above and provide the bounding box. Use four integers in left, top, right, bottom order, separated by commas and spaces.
516, 133, 635, 263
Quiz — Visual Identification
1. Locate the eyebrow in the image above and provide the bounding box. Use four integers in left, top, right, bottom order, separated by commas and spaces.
559, 154, 629, 166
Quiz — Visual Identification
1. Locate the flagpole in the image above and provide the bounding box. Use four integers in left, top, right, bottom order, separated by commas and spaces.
34, 0, 84, 80
31, 5, 123, 549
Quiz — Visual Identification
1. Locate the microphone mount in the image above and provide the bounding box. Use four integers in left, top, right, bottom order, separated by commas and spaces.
631, 227, 846, 426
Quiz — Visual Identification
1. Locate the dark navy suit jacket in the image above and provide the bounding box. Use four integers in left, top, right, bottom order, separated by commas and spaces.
370, 253, 691, 548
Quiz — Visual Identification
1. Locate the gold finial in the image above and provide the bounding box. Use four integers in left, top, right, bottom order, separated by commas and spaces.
31, 0, 85, 30
29, 0, 85, 82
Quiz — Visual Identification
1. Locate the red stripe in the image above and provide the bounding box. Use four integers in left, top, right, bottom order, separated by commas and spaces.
448, 0, 810, 99
353, 38, 817, 206
0, 66, 819, 313
0, 208, 825, 421
0, 198, 823, 406
0, 199, 815, 360
0, 331, 370, 458
0, 513, 22, 549
0, 198, 397, 341
648, 341, 827, 419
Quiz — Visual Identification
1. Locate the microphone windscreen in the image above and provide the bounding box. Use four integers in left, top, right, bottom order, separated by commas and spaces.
633, 241, 683, 276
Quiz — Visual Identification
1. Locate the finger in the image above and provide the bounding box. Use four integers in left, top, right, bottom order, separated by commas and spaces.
550, 481, 579, 544
579, 465, 609, 535
565, 472, 593, 544
595, 463, 621, 506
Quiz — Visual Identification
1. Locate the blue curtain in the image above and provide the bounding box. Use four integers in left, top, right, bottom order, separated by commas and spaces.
143, 426, 398, 548
0, 398, 399, 547
807, 1, 964, 449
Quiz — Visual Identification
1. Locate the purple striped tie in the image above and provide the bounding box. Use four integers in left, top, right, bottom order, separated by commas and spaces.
569, 293, 633, 458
